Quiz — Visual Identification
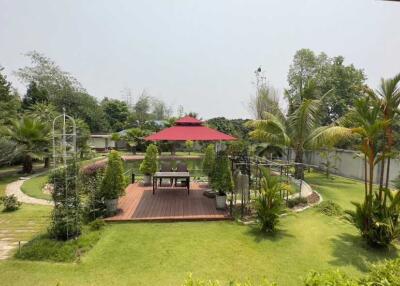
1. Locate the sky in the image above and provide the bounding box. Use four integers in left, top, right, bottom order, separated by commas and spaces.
1, 0, 399, 120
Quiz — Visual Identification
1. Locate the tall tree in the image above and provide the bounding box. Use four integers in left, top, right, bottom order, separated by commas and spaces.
312, 96, 386, 201
247, 88, 332, 179
101, 98, 129, 131
286, 49, 366, 124
0, 67, 20, 125
22, 81, 49, 109
369, 73, 400, 196
133, 92, 151, 124
16, 51, 109, 132
2, 117, 50, 173
151, 98, 172, 120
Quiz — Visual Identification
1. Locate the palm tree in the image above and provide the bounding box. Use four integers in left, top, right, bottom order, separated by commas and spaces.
311, 96, 388, 202
3, 117, 50, 173
247, 92, 329, 179
368, 74, 400, 197
123, 128, 147, 154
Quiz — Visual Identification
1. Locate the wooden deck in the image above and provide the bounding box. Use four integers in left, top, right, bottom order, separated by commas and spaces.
105, 182, 231, 222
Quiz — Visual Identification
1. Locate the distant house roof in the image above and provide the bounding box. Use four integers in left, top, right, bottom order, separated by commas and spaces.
144, 116, 236, 141
91, 134, 111, 138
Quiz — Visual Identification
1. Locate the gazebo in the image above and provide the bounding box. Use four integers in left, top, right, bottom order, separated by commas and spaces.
144, 116, 236, 142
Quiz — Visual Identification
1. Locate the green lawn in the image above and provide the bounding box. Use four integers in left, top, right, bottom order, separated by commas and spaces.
305, 172, 369, 210
0, 172, 398, 286
20, 174, 51, 201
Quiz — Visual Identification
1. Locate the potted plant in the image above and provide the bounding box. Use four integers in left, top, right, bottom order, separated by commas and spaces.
202, 144, 215, 186
212, 151, 233, 210
100, 151, 125, 215
140, 144, 158, 185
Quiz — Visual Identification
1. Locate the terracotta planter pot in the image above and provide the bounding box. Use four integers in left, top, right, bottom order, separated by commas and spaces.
215, 194, 227, 210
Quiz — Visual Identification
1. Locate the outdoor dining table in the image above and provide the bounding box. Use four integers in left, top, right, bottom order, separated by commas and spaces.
152, 171, 190, 195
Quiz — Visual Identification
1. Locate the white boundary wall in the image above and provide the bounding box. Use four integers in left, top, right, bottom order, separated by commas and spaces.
299, 149, 400, 186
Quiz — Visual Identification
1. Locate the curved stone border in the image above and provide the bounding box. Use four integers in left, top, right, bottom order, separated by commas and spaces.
5, 174, 53, 206
291, 190, 323, 213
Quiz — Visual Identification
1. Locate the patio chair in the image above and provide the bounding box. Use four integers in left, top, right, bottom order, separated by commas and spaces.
175, 162, 188, 186
159, 162, 173, 186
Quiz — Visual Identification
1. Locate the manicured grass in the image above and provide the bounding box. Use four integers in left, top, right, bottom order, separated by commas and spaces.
0, 172, 398, 286
16, 227, 103, 262
305, 172, 366, 210
20, 174, 51, 201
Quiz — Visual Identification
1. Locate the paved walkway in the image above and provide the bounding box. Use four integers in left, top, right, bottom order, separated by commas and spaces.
5, 176, 53, 206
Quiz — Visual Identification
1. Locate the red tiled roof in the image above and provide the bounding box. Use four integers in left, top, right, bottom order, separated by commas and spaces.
144, 116, 236, 141
175, 116, 203, 125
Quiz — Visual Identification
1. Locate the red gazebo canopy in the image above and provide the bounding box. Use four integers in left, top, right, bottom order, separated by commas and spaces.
144, 116, 236, 141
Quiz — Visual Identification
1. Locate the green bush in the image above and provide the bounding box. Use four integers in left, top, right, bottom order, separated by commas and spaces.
139, 144, 158, 175
346, 189, 400, 247
1, 194, 22, 212
303, 270, 358, 286
212, 151, 233, 196
185, 140, 194, 155
100, 151, 125, 200
89, 219, 106, 231
182, 273, 277, 286
203, 144, 216, 178
255, 168, 285, 233
48, 161, 81, 240
182, 259, 400, 286
80, 164, 106, 221
15, 227, 103, 262
287, 196, 307, 208
317, 200, 343, 216
361, 258, 400, 285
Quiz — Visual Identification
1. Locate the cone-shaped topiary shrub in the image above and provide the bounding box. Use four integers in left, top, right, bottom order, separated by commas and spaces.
139, 144, 158, 175
100, 151, 125, 200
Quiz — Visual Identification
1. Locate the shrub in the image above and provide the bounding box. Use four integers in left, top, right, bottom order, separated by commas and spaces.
139, 144, 158, 175
303, 270, 357, 286
287, 196, 308, 209
185, 140, 194, 155
1, 194, 22, 211
80, 166, 106, 221
15, 227, 103, 262
212, 151, 233, 196
202, 144, 215, 179
317, 200, 343, 216
48, 161, 81, 240
80, 161, 106, 177
346, 189, 400, 247
361, 258, 400, 285
255, 168, 285, 233
182, 273, 277, 286
100, 151, 125, 200
88, 219, 106, 231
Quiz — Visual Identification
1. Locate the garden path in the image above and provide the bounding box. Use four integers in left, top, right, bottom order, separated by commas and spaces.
5, 176, 53, 206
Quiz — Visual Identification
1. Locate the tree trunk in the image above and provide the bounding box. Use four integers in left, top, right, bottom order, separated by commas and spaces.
44, 157, 50, 168
23, 155, 33, 174
294, 149, 304, 180
368, 143, 375, 210
364, 153, 368, 201
384, 126, 393, 206
378, 154, 385, 201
